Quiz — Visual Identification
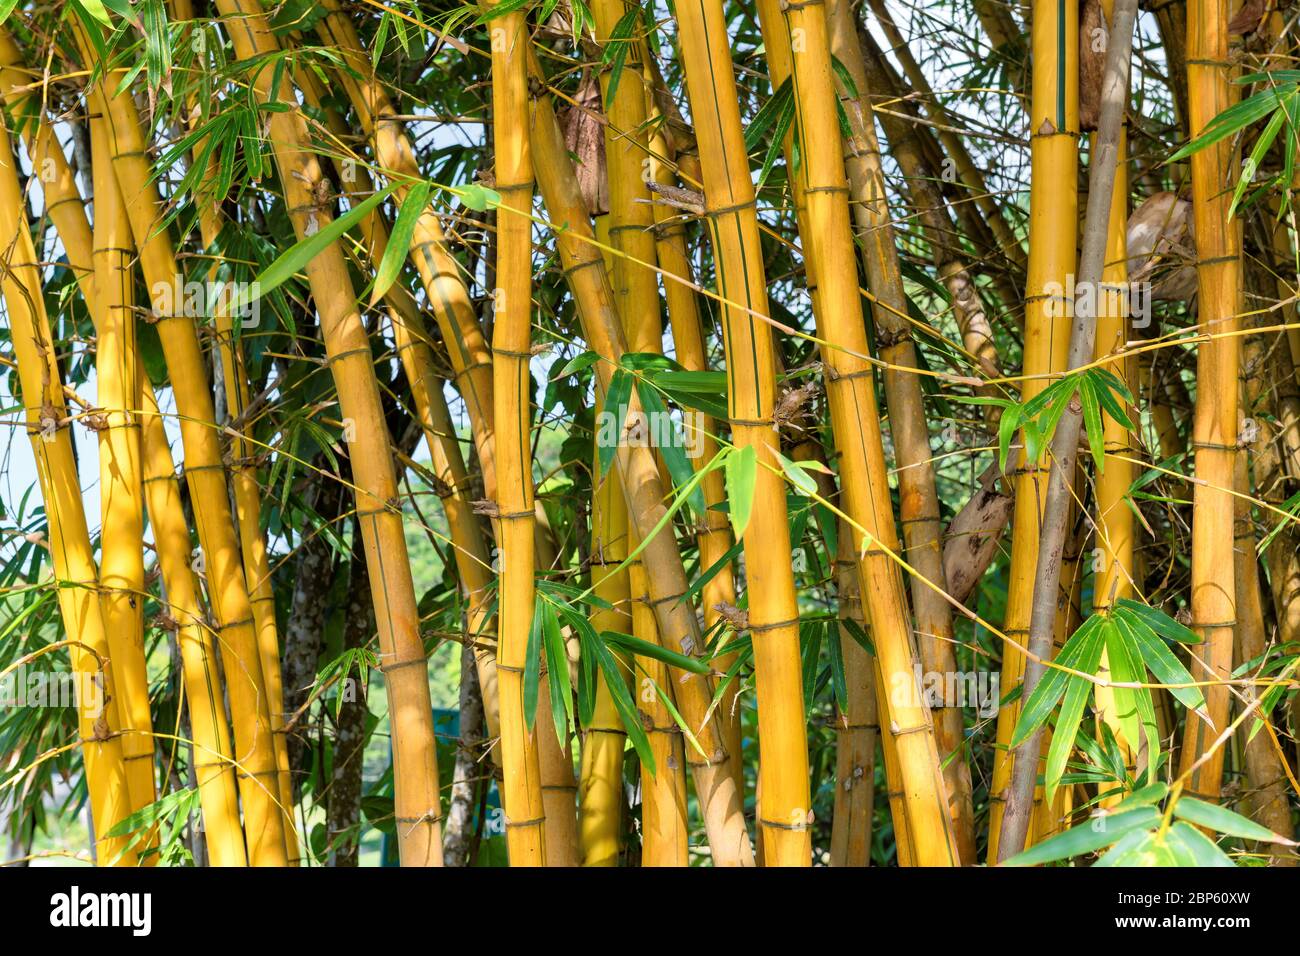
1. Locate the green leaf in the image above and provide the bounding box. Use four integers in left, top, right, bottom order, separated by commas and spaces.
1078, 373, 1107, 473
542, 598, 573, 745
1168, 86, 1290, 163
1045, 622, 1106, 801
602, 629, 711, 675
1113, 781, 1169, 811
997, 404, 1021, 472
600, 6, 640, 105
72, 0, 114, 26
1002, 806, 1161, 866
1173, 795, 1294, 843
1114, 610, 1206, 715
233, 183, 399, 313
598, 369, 633, 479
775, 449, 821, 497
370, 180, 430, 305
1093, 826, 1173, 866
1010, 614, 1104, 747
588, 629, 655, 774
724, 445, 757, 539
1167, 821, 1237, 866
524, 598, 544, 730
553, 350, 600, 379
1106, 617, 1162, 781
635, 377, 706, 515
1114, 597, 1201, 644
452, 182, 502, 211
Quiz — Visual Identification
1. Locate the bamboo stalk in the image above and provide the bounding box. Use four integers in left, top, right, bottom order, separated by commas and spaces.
0, 124, 137, 865
630, 553, 690, 866
852, 29, 1003, 399
529, 85, 754, 866
72, 17, 290, 865
986, 0, 1080, 862
1090, 0, 1137, 805
997, 0, 1139, 859
87, 82, 155, 819
218, 0, 442, 864
290, 63, 507, 765
490, 7, 547, 867
1232, 437, 1295, 859
671, 0, 812, 868
186, 106, 299, 864
830, 524, 878, 867
314, 0, 496, 495
828, 0, 976, 860
590, 1, 690, 866
1176, 0, 1240, 801
643, 97, 742, 792
0, 30, 247, 863
139, 388, 248, 866
752, 0, 955, 864
579, 434, 632, 866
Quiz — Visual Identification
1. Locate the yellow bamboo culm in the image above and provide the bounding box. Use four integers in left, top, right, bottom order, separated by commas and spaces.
0, 29, 248, 863
491, 8, 547, 866
579, 435, 632, 866
139, 388, 249, 866
315, 0, 497, 494
0, 123, 137, 866
291, 62, 505, 765
184, 77, 298, 859
1091, 0, 1137, 803
1178, 0, 1239, 799
825, 0, 975, 861
217, 0, 444, 864
629, 554, 690, 866
529, 85, 755, 865
643, 92, 743, 794
590, 0, 689, 866
87, 85, 156, 820
673, 0, 811, 868
757, 0, 961, 865
830, 525, 879, 867
72, 17, 289, 865
987, 0, 1078, 862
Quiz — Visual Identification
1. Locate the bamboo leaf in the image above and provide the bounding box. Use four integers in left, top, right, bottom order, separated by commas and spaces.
524, 598, 544, 731
599, 368, 633, 479
370, 180, 430, 305
1105, 617, 1161, 780
601, 629, 711, 674
1173, 795, 1296, 843
998, 404, 1021, 472
1166, 821, 1236, 866
1010, 614, 1105, 747
635, 377, 705, 515
590, 633, 655, 774
233, 182, 398, 312
1113, 610, 1206, 715
1077, 374, 1107, 473
1114, 597, 1201, 644
775, 448, 821, 497
724, 444, 757, 539
1044, 622, 1106, 802
542, 598, 573, 745
1002, 806, 1160, 866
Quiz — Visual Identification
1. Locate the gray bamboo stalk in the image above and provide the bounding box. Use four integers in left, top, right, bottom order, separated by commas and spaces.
996, 0, 1141, 860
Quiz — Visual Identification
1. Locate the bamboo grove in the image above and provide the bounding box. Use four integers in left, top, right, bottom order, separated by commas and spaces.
0, 0, 1299, 868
